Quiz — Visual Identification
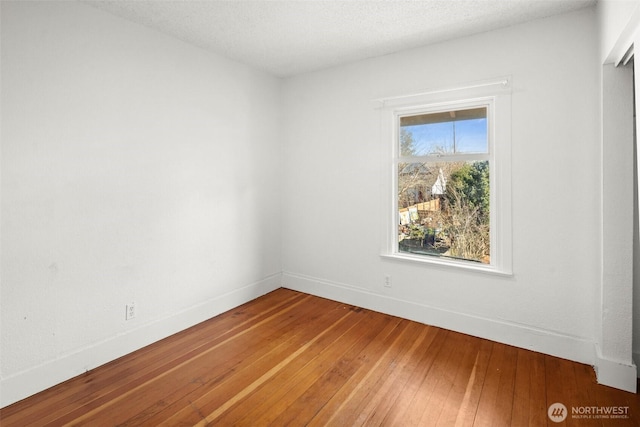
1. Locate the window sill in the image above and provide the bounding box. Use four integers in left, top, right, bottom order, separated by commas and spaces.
380, 252, 513, 277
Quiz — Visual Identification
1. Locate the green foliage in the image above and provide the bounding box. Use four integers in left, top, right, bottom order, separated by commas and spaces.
446, 161, 490, 224
408, 223, 425, 240
440, 161, 491, 263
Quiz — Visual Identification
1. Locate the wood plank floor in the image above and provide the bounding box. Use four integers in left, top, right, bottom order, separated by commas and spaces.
2, 288, 639, 426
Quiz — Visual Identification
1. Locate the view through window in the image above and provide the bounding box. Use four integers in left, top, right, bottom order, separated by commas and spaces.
397, 105, 491, 264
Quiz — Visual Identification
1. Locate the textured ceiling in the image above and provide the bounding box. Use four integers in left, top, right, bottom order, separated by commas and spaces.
87, 0, 596, 77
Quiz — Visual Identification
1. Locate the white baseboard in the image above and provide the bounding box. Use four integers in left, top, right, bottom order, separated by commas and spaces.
0, 273, 282, 408
282, 271, 596, 366
594, 347, 637, 393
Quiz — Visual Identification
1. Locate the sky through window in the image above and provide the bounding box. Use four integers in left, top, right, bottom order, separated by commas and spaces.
400, 109, 487, 155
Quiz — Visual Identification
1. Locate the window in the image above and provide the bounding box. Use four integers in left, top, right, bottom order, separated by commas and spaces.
398, 103, 490, 264
380, 79, 512, 275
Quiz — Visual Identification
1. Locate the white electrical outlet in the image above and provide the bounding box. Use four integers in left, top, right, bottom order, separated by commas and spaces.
126, 302, 136, 320
384, 275, 392, 288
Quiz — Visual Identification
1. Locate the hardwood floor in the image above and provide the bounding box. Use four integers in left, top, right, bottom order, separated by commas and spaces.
2, 288, 639, 426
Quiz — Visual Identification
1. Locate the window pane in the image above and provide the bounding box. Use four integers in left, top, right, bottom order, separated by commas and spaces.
400, 107, 487, 156
398, 160, 490, 264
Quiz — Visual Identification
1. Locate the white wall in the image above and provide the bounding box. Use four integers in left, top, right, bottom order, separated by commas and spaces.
601, 62, 636, 391
598, 0, 640, 387
0, 1, 281, 406
282, 7, 606, 378
599, 0, 640, 64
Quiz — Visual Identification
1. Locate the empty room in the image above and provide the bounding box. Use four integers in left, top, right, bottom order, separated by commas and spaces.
2, 0, 640, 425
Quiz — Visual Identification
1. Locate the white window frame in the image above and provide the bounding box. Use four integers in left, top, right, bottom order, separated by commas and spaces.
378, 78, 513, 276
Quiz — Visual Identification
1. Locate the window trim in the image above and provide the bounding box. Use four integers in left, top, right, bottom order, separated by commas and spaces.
378, 79, 513, 276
